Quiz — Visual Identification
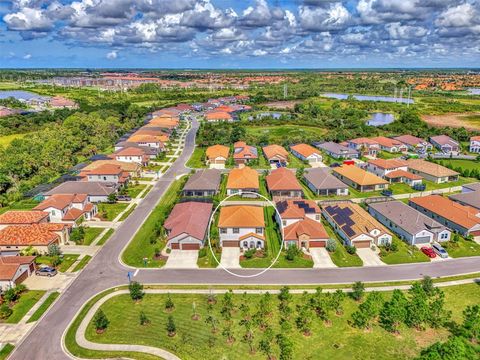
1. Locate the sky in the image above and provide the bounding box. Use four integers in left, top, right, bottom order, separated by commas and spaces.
0, 0, 479, 69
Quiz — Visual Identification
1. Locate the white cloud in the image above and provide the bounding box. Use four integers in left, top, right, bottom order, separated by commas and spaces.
23, 53, 32, 59
106, 50, 118, 59
252, 49, 267, 56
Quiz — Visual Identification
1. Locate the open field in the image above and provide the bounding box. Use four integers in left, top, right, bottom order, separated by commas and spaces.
245, 125, 327, 144
422, 112, 480, 130
260, 100, 302, 109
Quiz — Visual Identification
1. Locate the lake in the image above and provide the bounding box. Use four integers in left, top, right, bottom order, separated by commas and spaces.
468, 88, 480, 95
367, 112, 395, 126
323, 93, 414, 104
0, 90, 48, 101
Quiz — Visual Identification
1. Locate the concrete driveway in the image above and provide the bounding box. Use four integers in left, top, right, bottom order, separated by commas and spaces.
23, 273, 75, 292
356, 248, 386, 266
219, 248, 241, 269
309, 248, 337, 268
164, 250, 199, 269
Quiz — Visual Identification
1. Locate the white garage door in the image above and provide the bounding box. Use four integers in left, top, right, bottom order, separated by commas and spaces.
415, 236, 431, 244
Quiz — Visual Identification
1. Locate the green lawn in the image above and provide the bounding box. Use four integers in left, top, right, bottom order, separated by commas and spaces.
323, 221, 363, 267
0, 344, 14, 360
436, 159, 480, 171
0, 199, 41, 215
72, 255, 92, 272
36, 254, 80, 272
197, 248, 222, 268
119, 204, 137, 221
287, 154, 310, 169
140, 185, 153, 198
5, 290, 46, 324
82, 227, 103, 246
186, 147, 207, 168
126, 184, 147, 198
26, 291, 60, 323
97, 229, 114, 246
424, 177, 474, 191
122, 177, 186, 267
97, 203, 129, 221
80, 284, 480, 360
443, 237, 480, 258
377, 151, 403, 160
245, 124, 327, 144
379, 237, 430, 265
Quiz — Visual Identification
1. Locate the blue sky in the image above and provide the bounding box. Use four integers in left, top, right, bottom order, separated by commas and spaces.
1, 0, 479, 68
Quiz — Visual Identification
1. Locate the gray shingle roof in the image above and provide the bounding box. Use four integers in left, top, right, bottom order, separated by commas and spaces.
304, 168, 348, 190
44, 181, 117, 196
315, 141, 358, 156
183, 169, 221, 191
450, 190, 480, 210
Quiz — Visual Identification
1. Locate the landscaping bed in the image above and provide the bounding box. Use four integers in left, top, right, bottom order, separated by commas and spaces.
323, 222, 363, 267
36, 254, 79, 272
379, 237, 429, 265
3, 290, 45, 324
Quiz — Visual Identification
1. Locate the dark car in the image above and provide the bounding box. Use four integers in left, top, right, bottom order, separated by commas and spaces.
413, 183, 426, 191
381, 189, 393, 197
116, 195, 132, 201
330, 163, 341, 168
421, 246, 436, 258
35, 266, 58, 277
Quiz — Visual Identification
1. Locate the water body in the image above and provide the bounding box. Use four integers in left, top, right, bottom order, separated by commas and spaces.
468, 88, 480, 95
367, 112, 395, 126
0, 90, 48, 101
323, 93, 414, 104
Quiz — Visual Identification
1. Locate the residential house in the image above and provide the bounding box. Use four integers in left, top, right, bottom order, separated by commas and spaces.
266, 168, 303, 200
346, 138, 380, 157
368, 201, 451, 245
233, 141, 258, 165
332, 165, 389, 192
406, 159, 459, 183
366, 158, 408, 178
393, 135, 432, 154
469, 136, 480, 153
114, 142, 161, 158
303, 168, 349, 196
44, 181, 117, 203
164, 202, 213, 250
370, 136, 408, 153
205, 111, 233, 122
226, 166, 259, 197
0, 211, 49, 230
290, 143, 323, 164
450, 184, 480, 210
82, 160, 141, 177
0, 256, 36, 290
34, 194, 97, 224
430, 135, 460, 154
409, 195, 480, 237
314, 141, 359, 159
113, 147, 149, 166
49, 96, 78, 109
460, 183, 480, 193
322, 203, 392, 248
263, 144, 289, 166
205, 145, 230, 168
182, 169, 221, 197
127, 134, 166, 148
80, 164, 130, 185
218, 205, 265, 249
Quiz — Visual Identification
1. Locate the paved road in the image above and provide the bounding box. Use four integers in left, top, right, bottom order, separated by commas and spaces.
11, 117, 480, 360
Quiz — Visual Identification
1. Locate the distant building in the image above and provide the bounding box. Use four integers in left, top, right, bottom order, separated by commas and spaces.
233, 141, 258, 165
303, 168, 349, 196
469, 136, 480, 153
332, 165, 388, 192
290, 144, 323, 164
406, 159, 459, 184
315, 141, 359, 159
262, 144, 289, 166
393, 135, 432, 154
430, 135, 460, 154
205, 145, 230, 168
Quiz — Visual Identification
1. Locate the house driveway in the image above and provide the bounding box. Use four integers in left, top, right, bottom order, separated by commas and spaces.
164, 250, 199, 269
219, 248, 241, 269
356, 248, 386, 266
309, 248, 337, 268
23, 273, 75, 292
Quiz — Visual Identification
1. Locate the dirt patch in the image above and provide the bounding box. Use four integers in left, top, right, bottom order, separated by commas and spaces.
422, 112, 480, 130
414, 327, 449, 348
261, 100, 302, 110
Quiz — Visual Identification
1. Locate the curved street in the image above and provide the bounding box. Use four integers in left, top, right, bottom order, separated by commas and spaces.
9, 117, 480, 360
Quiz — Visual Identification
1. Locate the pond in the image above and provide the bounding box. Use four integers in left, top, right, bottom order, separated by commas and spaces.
0, 90, 48, 101
468, 88, 480, 95
322, 93, 414, 104
367, 112, 395, 126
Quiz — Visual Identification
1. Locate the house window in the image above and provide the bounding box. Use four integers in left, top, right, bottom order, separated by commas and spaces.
315, 215, 320, 220
233, 228, 239, 234
282, 220, 287, 226
255, 228, 263, 234
220, 228, 227, 234
441, 233, 448, 240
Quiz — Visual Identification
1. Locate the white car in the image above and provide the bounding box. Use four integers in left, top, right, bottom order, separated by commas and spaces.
431, 243, 448, 259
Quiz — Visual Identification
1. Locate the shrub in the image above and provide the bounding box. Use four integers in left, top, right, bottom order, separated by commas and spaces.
326, 239, 337, 253
166, 315, 176, 336
244, 248, 256, 259
165, 294, 175, 311
345, 245, 357, 255
128, 281, 144, 301
93, 310, 109, 332
285, 244, 301, 261
139, 311, 150, 325
198, 247, 207, 258
0, 304, 12, 319
70, 227, 85, 244
3, 288, 19, 303
47, 244, 62, 257
351, 281, 365, 302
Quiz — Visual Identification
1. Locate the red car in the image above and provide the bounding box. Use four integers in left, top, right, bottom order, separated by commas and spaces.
421, 246, 436, 258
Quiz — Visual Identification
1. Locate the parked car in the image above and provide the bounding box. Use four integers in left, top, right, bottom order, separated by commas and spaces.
381, 189, 393, 197
116, 195, 132, 201
432, 243, 449, 258
413, 183, 426, 191
330, 162, 341, 168
35, 267, 58, 277
421, 246, 436, 258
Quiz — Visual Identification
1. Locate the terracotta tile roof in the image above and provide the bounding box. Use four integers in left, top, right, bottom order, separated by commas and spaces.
410, 195, 480, 230
34, 194, 87, 211
218, 205, 265, 228
206, 145, 229, 160
86, 164, 123, 175
227, 166, 259, 190
406, 159, 459, 178
134, 129, 169, 138
370, 136, 406, 148
385, 169, 422, 180
0, 224, 61, 246
277, 199, 320, 219
128, 134, 168, 143
290, 143, 320, 158
262, 144, 289, 161
266, 168, 303, 191
62, 207, 85, 221
238, 232, 265, 241
83, 160, 140, 173
333, 165, 388, 186
164, 202, 212, 241
349, 137, 379, 145
115, 147, 147, 156
0, 211, 49, 225
233, 142, 258, 160
367, 158, 408, 169
0, 255, 35, 280
283, 217, 329, 241
205, 111, 233, 121
393, 135, 428, 147
471, 136, 480, 141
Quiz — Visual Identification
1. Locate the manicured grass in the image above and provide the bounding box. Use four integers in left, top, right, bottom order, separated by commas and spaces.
140, 185, 153, 198
82, 227, 103, 246
287, 154, 310, 169
197, 248, 222, 268
443, 237, 480, 258
5, 290, 46, 324
0, 344, 14, 360
186, 147, 207, 168
97, 203, 129, 221
0, 199, 41, 215
377, 151, 402, 160
82, 284, 480, 360
119, 204, 137, 221
323, 221, 363, 267
26, 291, 60, 323
36, 254, 80, 272
122, 177, 187, 268
379, 237, 430, 265
126, 184, 147, 198
97, 229, 114, 246
436, 159, 480, 171
245, 124, 327, 144
424, 177, 474, 191
72, 255, 92, 272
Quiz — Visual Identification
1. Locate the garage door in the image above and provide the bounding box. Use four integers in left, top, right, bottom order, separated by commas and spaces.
15, 270, 28, 285
222, 240, 239, 247
171, 243, 180, 250
181, 243, 200, 250
354, 241, 371, 248
414, 236, 431, 244
309, 241, 326, 248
